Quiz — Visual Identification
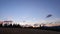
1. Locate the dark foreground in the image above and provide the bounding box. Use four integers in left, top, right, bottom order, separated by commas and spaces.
0, 28, 60, 34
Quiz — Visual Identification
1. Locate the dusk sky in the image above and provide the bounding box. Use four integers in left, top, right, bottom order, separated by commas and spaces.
0, 0, 60, 24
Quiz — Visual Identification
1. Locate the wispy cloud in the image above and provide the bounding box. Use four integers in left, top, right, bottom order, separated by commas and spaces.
37, 18, 60, 24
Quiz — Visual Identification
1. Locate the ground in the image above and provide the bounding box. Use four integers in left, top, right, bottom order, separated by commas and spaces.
0, 28, 60, 34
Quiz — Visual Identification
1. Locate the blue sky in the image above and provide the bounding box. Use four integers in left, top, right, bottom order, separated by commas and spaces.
0, 0, 60, 24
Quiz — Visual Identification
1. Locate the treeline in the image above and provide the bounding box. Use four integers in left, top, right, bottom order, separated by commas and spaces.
0, 24, 60, 32
0, 24, 40, 28
0, 24, 22, 28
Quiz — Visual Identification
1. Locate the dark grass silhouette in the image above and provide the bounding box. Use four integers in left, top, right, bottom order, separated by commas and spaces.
0, 27, 60, 34
40, 26, 60, 32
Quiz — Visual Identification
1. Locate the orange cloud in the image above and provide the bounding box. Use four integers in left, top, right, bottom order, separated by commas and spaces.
44, 23, 60, 27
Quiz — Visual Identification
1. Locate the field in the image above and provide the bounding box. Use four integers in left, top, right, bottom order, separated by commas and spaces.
0, 28, 60, 34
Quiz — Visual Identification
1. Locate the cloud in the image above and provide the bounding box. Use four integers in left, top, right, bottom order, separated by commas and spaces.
37, 18, 60, 24
46, 14, 52, 18
45, 23, 60, 27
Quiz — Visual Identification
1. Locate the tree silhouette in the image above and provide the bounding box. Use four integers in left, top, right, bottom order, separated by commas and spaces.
12, 24, 22, 28
4, 24, 8, 27
8, 24, 12, 27
0, 24, 2, 27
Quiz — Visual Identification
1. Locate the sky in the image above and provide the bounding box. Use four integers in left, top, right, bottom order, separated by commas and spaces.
0, 0, 60, 24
